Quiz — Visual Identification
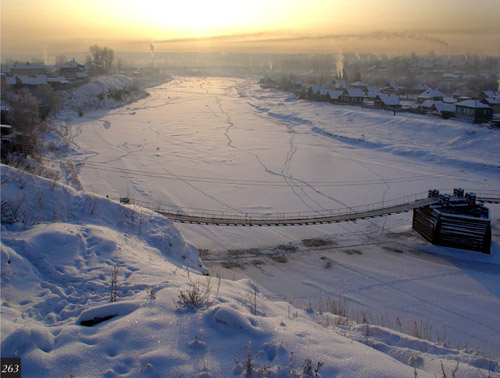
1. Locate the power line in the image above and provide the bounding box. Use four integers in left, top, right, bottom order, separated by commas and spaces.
70, 160, 462, 188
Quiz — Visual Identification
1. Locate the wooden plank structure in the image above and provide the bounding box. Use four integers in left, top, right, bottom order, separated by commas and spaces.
413, 189, 491, 254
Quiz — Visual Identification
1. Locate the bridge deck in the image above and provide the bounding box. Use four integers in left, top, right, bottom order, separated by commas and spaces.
152, 198, 439, 226
125, 192, 499, 227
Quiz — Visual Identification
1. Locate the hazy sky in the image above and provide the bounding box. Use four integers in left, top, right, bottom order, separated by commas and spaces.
2, 0, 500, 60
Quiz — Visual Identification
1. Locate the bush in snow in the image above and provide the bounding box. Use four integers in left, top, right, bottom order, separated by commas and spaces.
177, 271, 213, 310
233, 343, 324, 378
110, 264, 119, 303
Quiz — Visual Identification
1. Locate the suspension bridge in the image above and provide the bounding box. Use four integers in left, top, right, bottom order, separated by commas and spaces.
122, 190, 500, 227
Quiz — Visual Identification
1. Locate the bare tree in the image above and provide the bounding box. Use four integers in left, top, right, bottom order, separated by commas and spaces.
54, 55, 67, 68
35, 85, 61, 119
89, 45, 115, 73
11, 88, 39, 135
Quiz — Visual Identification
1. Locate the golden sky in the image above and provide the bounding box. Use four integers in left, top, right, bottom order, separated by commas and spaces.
2, 0, 500, 59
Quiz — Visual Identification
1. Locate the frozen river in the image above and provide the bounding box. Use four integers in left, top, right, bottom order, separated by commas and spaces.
69, 76, 499, 249
68, 76, 500, 355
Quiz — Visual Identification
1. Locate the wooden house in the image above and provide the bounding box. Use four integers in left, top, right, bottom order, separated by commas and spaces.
455, 100, 493, 124
413, 189, 491, 253
365, 86, 380, 100
327, 90, 343, 104
412, 83, 431, 95
417, 88, 444, 103
59, 59, 87, 80
480, 97, 499, 113
11, 62, 47, 76
349, 81, 371, 92
429, 102, 456, 119
373, 94, 400, 110
381, 81, 405, 95
480, 90, 499, 99
308, 85, 332, 102
342, 88, 364, 105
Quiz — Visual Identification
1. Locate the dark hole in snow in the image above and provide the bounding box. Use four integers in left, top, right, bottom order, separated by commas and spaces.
80, 314, 116, 327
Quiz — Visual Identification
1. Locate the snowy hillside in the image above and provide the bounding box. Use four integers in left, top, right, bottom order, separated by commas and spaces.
1, 165, 498, 377
59, 74, 170, 118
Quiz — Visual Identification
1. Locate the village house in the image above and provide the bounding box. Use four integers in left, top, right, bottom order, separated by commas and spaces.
342, 88, 364, 105
429, 102, 456, 119
455, 100, 493, 124
10, 62, 47, 76
327, 90, 343, 104
307, 85, 330, 101
3, 74, 48, 89
479, 97, 499, 113
419, 100, 436, 112
59, 59, 87, 80
373, 94, 400, 111
442, 97, 457, 104
365, 86, 380, 100
381, 81, 405, 95
481, 90, 499, 99
349, 81, 371, 92
412, 83, 431, 94
417, 88, 444, 103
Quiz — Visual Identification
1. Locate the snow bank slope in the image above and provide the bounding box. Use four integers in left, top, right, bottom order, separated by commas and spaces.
60, 74, 166, 115
1, 165, 496, 377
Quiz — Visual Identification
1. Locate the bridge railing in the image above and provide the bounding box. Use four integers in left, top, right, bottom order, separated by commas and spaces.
126, 191, 433, 222
116, 188, 500, 223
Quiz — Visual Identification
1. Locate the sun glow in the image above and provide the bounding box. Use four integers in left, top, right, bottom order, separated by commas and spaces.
100, 0, 286, 37
2, 0, 499, 56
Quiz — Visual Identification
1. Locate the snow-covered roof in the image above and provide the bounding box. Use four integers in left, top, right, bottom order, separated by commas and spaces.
4, 76, 17, 85
376, 94, 399, 106
418, 88, 444, 99
482, 91, 499, 98
12, 62, 46, 70
309, 85, 321, 95
442, 97, 457, 104
3, 75, 48, 86
344, 88, 364, 97
388, 81, 403, 91
366, 90, 379, 99
350, 81, 370, 88
482, 97, 499, 105
60, 59, 83, 69
414, 83, 430, 91
456, 100, 492, 109
309, 85, 317, 94
17, 74, 48, 85
420, 100, 435, 109
327, 90, 343, 99
46, 76, 69, 84
432, 101, 456, 114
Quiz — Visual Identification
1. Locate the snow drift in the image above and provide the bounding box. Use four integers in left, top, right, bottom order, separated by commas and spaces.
1, 165, 498, 377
